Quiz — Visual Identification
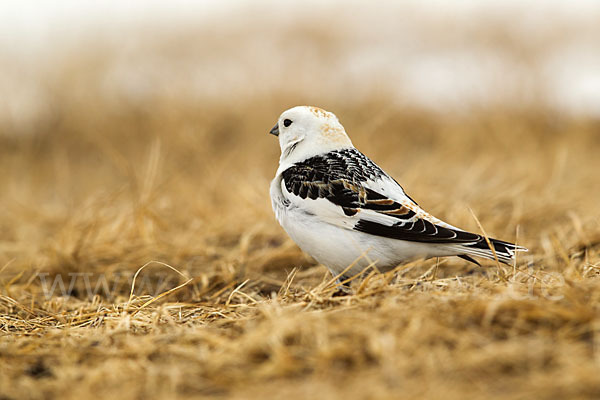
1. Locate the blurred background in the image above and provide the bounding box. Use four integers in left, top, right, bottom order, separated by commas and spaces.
1, 0, 600, 279
3, 3, 600, 399
2, 0, 600, 135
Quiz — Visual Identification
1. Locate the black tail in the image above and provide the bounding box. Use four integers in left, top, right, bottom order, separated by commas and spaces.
458, 237, 527, 265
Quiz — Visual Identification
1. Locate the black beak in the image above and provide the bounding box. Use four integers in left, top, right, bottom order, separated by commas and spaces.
269, 123, 279, 137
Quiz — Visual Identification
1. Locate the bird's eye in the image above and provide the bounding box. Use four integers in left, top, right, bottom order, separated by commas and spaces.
283, 119, 293, 127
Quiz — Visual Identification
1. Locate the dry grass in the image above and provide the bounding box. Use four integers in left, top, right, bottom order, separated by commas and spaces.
2, 92, 600, 399
2, 13, 600, 399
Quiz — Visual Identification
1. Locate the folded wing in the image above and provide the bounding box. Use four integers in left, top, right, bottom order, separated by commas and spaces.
281, 149, 524, 263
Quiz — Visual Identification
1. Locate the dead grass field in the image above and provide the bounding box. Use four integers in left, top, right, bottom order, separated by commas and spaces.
2, 8, 600, 399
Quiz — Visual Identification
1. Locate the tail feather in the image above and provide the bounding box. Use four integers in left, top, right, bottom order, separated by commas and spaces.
455, 237, 527, 265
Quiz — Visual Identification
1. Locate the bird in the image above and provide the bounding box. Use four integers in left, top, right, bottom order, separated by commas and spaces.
269, 106, 526, 281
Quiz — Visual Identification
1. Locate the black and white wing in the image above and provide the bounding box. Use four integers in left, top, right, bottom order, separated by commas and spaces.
280, 149, 522, 264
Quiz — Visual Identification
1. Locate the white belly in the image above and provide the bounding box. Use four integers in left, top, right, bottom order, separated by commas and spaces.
270, 174, 455, 278
277, 206, 452, 278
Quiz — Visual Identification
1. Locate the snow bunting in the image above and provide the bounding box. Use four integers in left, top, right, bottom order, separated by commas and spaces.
269, 106, 526, 280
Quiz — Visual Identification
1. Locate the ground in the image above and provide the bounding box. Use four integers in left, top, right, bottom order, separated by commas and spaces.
1, 97, 600, 400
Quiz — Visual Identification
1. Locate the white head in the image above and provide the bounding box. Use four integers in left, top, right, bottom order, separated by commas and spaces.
269, 106, 353, 165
